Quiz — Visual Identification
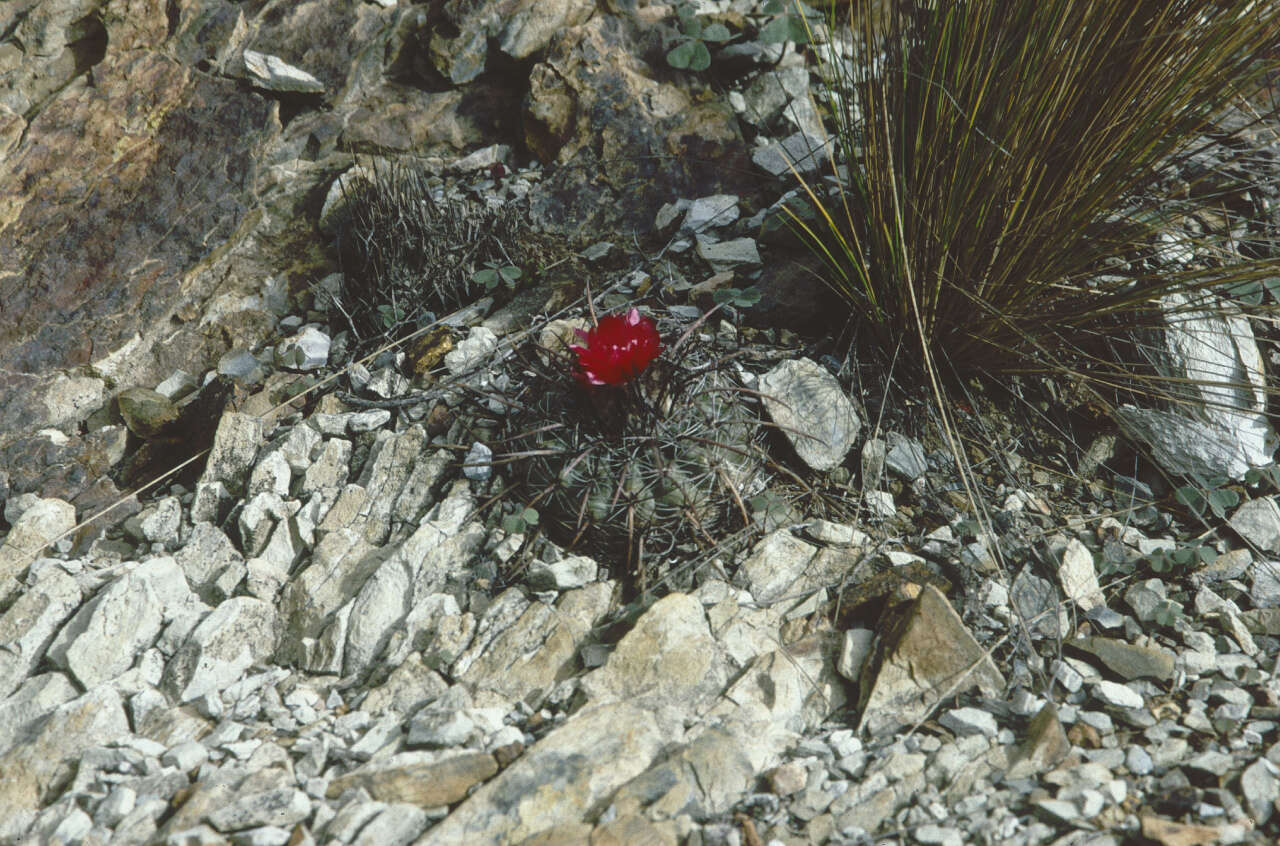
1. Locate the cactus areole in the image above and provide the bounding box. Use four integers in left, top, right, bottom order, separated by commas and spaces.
571, 308, 661, 386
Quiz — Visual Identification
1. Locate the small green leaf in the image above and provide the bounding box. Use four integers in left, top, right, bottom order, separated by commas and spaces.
686, 41, 712, 71
500, 265, 522, 284
1207, 487, 1240, 518
677, 6, 699, 32
702, 22, 732, 42
667, 40, 698, 69
758, 16, 794, 43
1198, 546, 1217, 564
521, 507, 539, 524
762, 0, 784, 12
1175, 485, 1207, 515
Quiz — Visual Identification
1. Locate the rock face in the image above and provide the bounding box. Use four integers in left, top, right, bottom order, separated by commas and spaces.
524, 13, 751, 235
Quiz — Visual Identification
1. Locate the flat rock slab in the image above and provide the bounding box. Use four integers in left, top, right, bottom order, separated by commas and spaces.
416, 701, 673, 846
1067, 636, 1176, 681
759, 358, 861, 472
857, 585, 1005, 735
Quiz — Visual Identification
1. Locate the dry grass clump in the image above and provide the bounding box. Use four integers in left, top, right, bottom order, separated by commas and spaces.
786, 0, 1280, 393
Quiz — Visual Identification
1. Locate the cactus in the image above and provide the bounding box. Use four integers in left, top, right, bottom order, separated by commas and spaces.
503, 311, 766, 590
326, 157, 550, 353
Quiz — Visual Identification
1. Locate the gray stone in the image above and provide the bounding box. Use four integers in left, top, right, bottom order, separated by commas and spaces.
885, 433, 928, 480
354, 426, 429, 543
275, 326, 330, 371
1057, 538, 1104, 612
163, 597, 280, 702
207, 788, 311, 832
752, 131, 829, 176
459, 583, 610, 709
47, 556, 193, 690
1125, 578, 1167, 622
277, 527, 379, 667
581, 592, 727, 711
445, 327, 498, 375
190, 481, 230, 525
241, 51, 325, 94
1114, 291, 1272, 480
155, 370, 197, 401
1251, 560, 1280, 608
1068, 637, 1176, 682
248, 451, 292, 499
837, 628, 876, 682
462, 441, 492, 482
858, 586, 1005, 736
0, 673, 78, 755
526, 555, 597, 591
696, 236, 762, 267
278, 426, 323, 473
1092, 680, 1144, 709
414, 702, 670, 845
802, 519, 864, 547
245, 515, 305, 601
218, 348, 268, 383
759, 358, 861, 472
0, 568, 81, 698
351, 803, 429, 846
136, 495, 183, 546
342, 554, 415, 678
163, 740, 209, 773
1231, 497, 1280, 553
117, 386, 179, 439
0, 686, 130, 830
683, 194, 740, 232
175, 522, 246, 604
231, 826, 292, 846
238, 492, 292, 557
496, 0, 594, 60
1241, 758, 1279, 826
300, 438, 352, 499
202, 413, 265, 497
738, 528, 816, 604
95, 784, 137, 829
861, 437, 886, 493
939, 707, 999, 738
0, 497, 75, 602
408, 708, 477, 748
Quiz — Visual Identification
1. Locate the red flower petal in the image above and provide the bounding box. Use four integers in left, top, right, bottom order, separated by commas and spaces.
571, 309, 661, 386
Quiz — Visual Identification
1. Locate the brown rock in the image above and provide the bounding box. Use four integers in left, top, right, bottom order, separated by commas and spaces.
1140, 815, 1226, 846
1006, 702, 1071, 779
117, 388, 180, 440
1067, 636, 1176, 681
590, 814, 675, 846
857, 585, 1006, 735
325, 751, 499, 806
765, 760, 809, 796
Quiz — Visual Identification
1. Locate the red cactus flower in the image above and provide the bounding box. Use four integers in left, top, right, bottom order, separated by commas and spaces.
571, 308, 661, 386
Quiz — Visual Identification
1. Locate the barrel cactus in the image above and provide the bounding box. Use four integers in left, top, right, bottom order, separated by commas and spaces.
504, 307, 766, 589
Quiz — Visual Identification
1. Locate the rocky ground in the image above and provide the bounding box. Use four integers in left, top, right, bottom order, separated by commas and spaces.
4, 1, 1280, 845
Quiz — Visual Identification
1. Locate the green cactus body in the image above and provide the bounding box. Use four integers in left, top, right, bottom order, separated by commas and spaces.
509, 343, 764, 584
